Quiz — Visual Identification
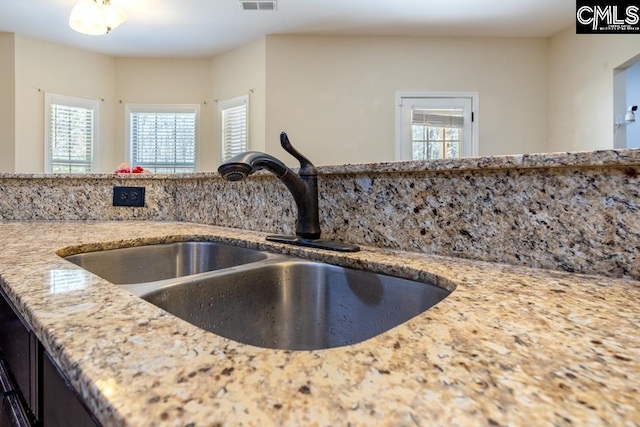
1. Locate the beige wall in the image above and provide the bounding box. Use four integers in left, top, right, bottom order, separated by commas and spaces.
6, 30, 640, 173
264, 35, 549, 166
114, 58, 214, 170
9, 37, 215, 173
0, 33, 15, 173
14, 35, 116, 173
547, 28, 640, 152
211, 37, 266, 167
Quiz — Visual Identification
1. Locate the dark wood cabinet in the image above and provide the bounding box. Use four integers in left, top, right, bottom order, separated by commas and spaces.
0, 288, 98, 427
42, 352, 98, 427
0, 357, 32, 427
0, 287, 38, 425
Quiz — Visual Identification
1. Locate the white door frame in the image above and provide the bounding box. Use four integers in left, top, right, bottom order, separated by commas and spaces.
395, 91, 479, 161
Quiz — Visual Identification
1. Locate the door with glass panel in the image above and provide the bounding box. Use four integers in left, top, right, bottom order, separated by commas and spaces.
398, 96, 474, 161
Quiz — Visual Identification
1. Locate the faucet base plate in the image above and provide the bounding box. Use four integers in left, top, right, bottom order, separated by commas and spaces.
266, 235, 360, 252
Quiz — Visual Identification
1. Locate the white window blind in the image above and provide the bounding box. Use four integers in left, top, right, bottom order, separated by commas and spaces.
127, 105, 199, 173
44, 94, 98, 173
220, 96, 249, 162
412, 109, 464, 129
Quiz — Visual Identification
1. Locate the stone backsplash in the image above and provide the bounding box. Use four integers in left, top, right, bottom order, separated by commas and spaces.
1, 149, 639, 280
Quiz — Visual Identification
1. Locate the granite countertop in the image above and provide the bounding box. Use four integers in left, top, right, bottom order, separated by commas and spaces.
0, 221, 638, 426
2, 148, 639, 180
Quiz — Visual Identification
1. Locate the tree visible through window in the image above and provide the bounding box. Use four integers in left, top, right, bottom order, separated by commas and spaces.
45, 94, 98, 173
127, 105, 199, 173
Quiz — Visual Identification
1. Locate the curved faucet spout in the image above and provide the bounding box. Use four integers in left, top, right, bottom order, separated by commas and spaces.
218, 151, 290, 181
218, 136, 321, 239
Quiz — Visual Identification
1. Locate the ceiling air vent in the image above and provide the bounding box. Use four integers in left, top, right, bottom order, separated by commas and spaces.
240, 1, 277, 10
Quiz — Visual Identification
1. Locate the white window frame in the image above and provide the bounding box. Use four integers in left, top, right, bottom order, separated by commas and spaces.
125, 104, 201, 173
219, 95, 249, 162
44, 93, 99, 173
396, 91, 479, 161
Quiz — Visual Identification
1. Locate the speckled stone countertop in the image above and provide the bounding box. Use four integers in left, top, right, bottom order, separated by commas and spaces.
1, 147, 639, 179
0, 221, 638, 426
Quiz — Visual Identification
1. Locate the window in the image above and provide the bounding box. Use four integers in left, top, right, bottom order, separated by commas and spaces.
44, 93, 98, 173
396, 92, 478, 161
411, 109, 464, 160
126, 104, 199, 173
220, 95, 248, 162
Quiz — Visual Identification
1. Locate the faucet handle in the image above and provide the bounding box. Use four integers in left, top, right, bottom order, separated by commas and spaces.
280, 132, 317, 176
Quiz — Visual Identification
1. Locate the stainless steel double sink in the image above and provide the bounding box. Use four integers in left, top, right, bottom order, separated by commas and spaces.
65, 241, 451, 350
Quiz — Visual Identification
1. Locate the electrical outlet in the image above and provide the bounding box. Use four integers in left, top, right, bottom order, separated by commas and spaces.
113, 186, 145, 207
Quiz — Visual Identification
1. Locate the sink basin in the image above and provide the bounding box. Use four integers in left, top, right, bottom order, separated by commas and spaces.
64, 240, 451, 350
141, 259, 451, 350
64, 242, 269, 284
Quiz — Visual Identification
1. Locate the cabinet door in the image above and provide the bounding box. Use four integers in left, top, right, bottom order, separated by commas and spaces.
42, 352, 99, 427
0, 289, 33, 411
0, 358, 32, 427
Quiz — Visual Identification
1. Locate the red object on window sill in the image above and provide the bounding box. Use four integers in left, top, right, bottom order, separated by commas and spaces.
115, 163, 148, 174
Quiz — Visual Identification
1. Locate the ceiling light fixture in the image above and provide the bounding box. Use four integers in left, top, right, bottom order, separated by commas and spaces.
69, 0, 127, 36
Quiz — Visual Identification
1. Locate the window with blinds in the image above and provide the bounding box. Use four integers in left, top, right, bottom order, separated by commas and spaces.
44, 94, 98, 173
411, 108, 464, 160
127, 105, 199, 173
220, 96, 249, 162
